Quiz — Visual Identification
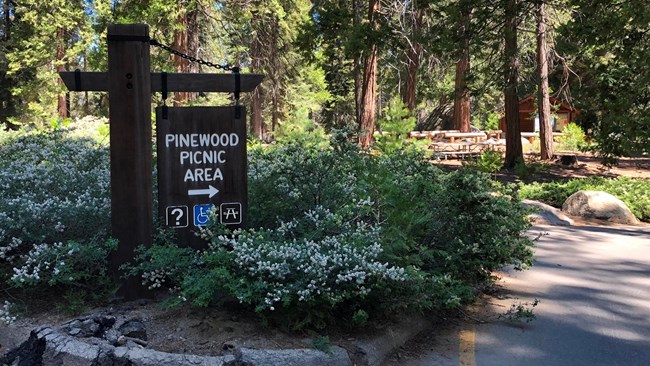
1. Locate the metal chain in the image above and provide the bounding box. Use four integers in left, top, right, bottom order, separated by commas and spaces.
150, 39, 236, 72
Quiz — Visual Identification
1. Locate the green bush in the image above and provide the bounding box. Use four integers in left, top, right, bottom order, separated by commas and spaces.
374, 98, 416, 153
0, 117, 115, 306
427, 172, 533, 282
519, 177, 650, 221
557, 122, 587, 152
462, 150, 503, 178
198, 205, 411, 329
129, 136, 533, 329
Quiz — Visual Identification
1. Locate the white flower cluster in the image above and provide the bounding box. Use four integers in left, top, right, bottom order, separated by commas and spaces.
0, 301, 16, 325
141, 269, 170, 290
0, 121, 111, 282
10, 242, 65, 284
54, 221, 66, 232
212, 206, 408, 311
0, 237, 23, 262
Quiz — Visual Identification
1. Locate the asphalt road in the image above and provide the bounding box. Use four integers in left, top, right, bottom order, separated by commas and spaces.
384, 224, 650, 366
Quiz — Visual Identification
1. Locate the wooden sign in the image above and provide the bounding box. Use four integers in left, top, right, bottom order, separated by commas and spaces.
156, 106, 247, 248
59, 24, 262, 298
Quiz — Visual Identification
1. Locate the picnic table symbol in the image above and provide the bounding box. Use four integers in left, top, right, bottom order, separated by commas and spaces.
220, 203, 242, 225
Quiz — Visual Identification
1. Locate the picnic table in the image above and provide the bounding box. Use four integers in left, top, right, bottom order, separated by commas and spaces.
408, 130, 460, 139
487, 130, 503, 140
443, 132, 487, 143
429, 142, 489, 159
521, 132, 565, 143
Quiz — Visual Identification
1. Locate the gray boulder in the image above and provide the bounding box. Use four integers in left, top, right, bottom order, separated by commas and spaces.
522, 199, 574, 226
562, 190, 639, 224
118, 319, 147, 341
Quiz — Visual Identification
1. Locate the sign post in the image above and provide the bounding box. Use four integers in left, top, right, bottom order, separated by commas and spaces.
59, 24, 262, 298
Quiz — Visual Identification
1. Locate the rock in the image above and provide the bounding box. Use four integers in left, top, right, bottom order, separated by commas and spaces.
522, 199, 574, 226
3, 327, 238, 366
114, 347, 236, 366
353, 315, 432, 366
558, 154, 578, 166
0, 329, 46, 366
40, 328, 114, 366
118, 319, 147, 341
81, 319, 100, 335
562, 190, 639, 224
61, 316, 116, 338
238, 347, 352, 366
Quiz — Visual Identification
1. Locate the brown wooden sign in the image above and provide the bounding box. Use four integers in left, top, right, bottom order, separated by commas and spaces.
156, 106, 247, 249
59, 24, 262, 298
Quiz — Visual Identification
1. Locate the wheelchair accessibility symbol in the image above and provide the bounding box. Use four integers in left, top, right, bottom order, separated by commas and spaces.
193, 204, 214, 227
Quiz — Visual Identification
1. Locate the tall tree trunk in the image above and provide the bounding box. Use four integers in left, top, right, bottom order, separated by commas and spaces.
504, 0, 523, 168
172, 3, 200, 105
452, 6, 471, 133
250, 14, 264, 139
353, 0, 363, 126
56, 27, 68, 119
358, 0, 380, 147
536, 0, 553, 160
271, 87, 280, 132
1, 0, 18, 130
403, 8, 423, 113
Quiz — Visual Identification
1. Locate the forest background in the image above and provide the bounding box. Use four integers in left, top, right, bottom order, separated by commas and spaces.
0, 0, 649, 163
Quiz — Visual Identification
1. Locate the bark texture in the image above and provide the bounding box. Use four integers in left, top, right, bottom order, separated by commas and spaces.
56, 27, 68, 118
250, 11, 264, 139
403, 8, 423, 112
172, 4, 200, 105
504, 0, 523, 168
452, 7, 471, 133
358, 0, 380, 147
537, 0, 554, 160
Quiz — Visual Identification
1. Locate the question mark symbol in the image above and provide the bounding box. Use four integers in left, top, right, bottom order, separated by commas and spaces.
171, 208, 184, 226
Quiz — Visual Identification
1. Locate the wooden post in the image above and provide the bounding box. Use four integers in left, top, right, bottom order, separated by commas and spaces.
107, 24, 153, 298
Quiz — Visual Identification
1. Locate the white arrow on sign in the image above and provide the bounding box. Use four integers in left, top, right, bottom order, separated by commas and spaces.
188, 185, 220, 198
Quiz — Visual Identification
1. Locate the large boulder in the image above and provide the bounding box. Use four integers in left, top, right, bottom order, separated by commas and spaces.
522, 199, 574, 226
562, 190, 639, 224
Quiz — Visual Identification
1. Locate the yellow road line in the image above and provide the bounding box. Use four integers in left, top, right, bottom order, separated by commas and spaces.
459, 322, 476, 366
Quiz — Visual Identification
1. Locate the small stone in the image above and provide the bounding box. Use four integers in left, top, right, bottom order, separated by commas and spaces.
118, 319, 147, 341
82, 319, 100, 336
68, 328, 82, 336
222, 326, 234, 333
559, 154, 578, 166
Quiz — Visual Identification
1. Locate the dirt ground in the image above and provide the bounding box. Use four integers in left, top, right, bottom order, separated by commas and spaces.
0, 291, 399, 357
2, 152, 648, 358
432, 151, 650, 182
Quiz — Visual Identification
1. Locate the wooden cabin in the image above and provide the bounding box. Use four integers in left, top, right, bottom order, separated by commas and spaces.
499, 95, 580, 132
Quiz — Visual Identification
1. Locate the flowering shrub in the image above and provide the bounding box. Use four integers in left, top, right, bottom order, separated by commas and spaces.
0, 117, 115, 301
247, 140, 368, 228
124, 230, 198, 292
0, 301, 16, 325
114, 133, 534, 329
151, 204, 413, 329
9, 239, 116, 289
